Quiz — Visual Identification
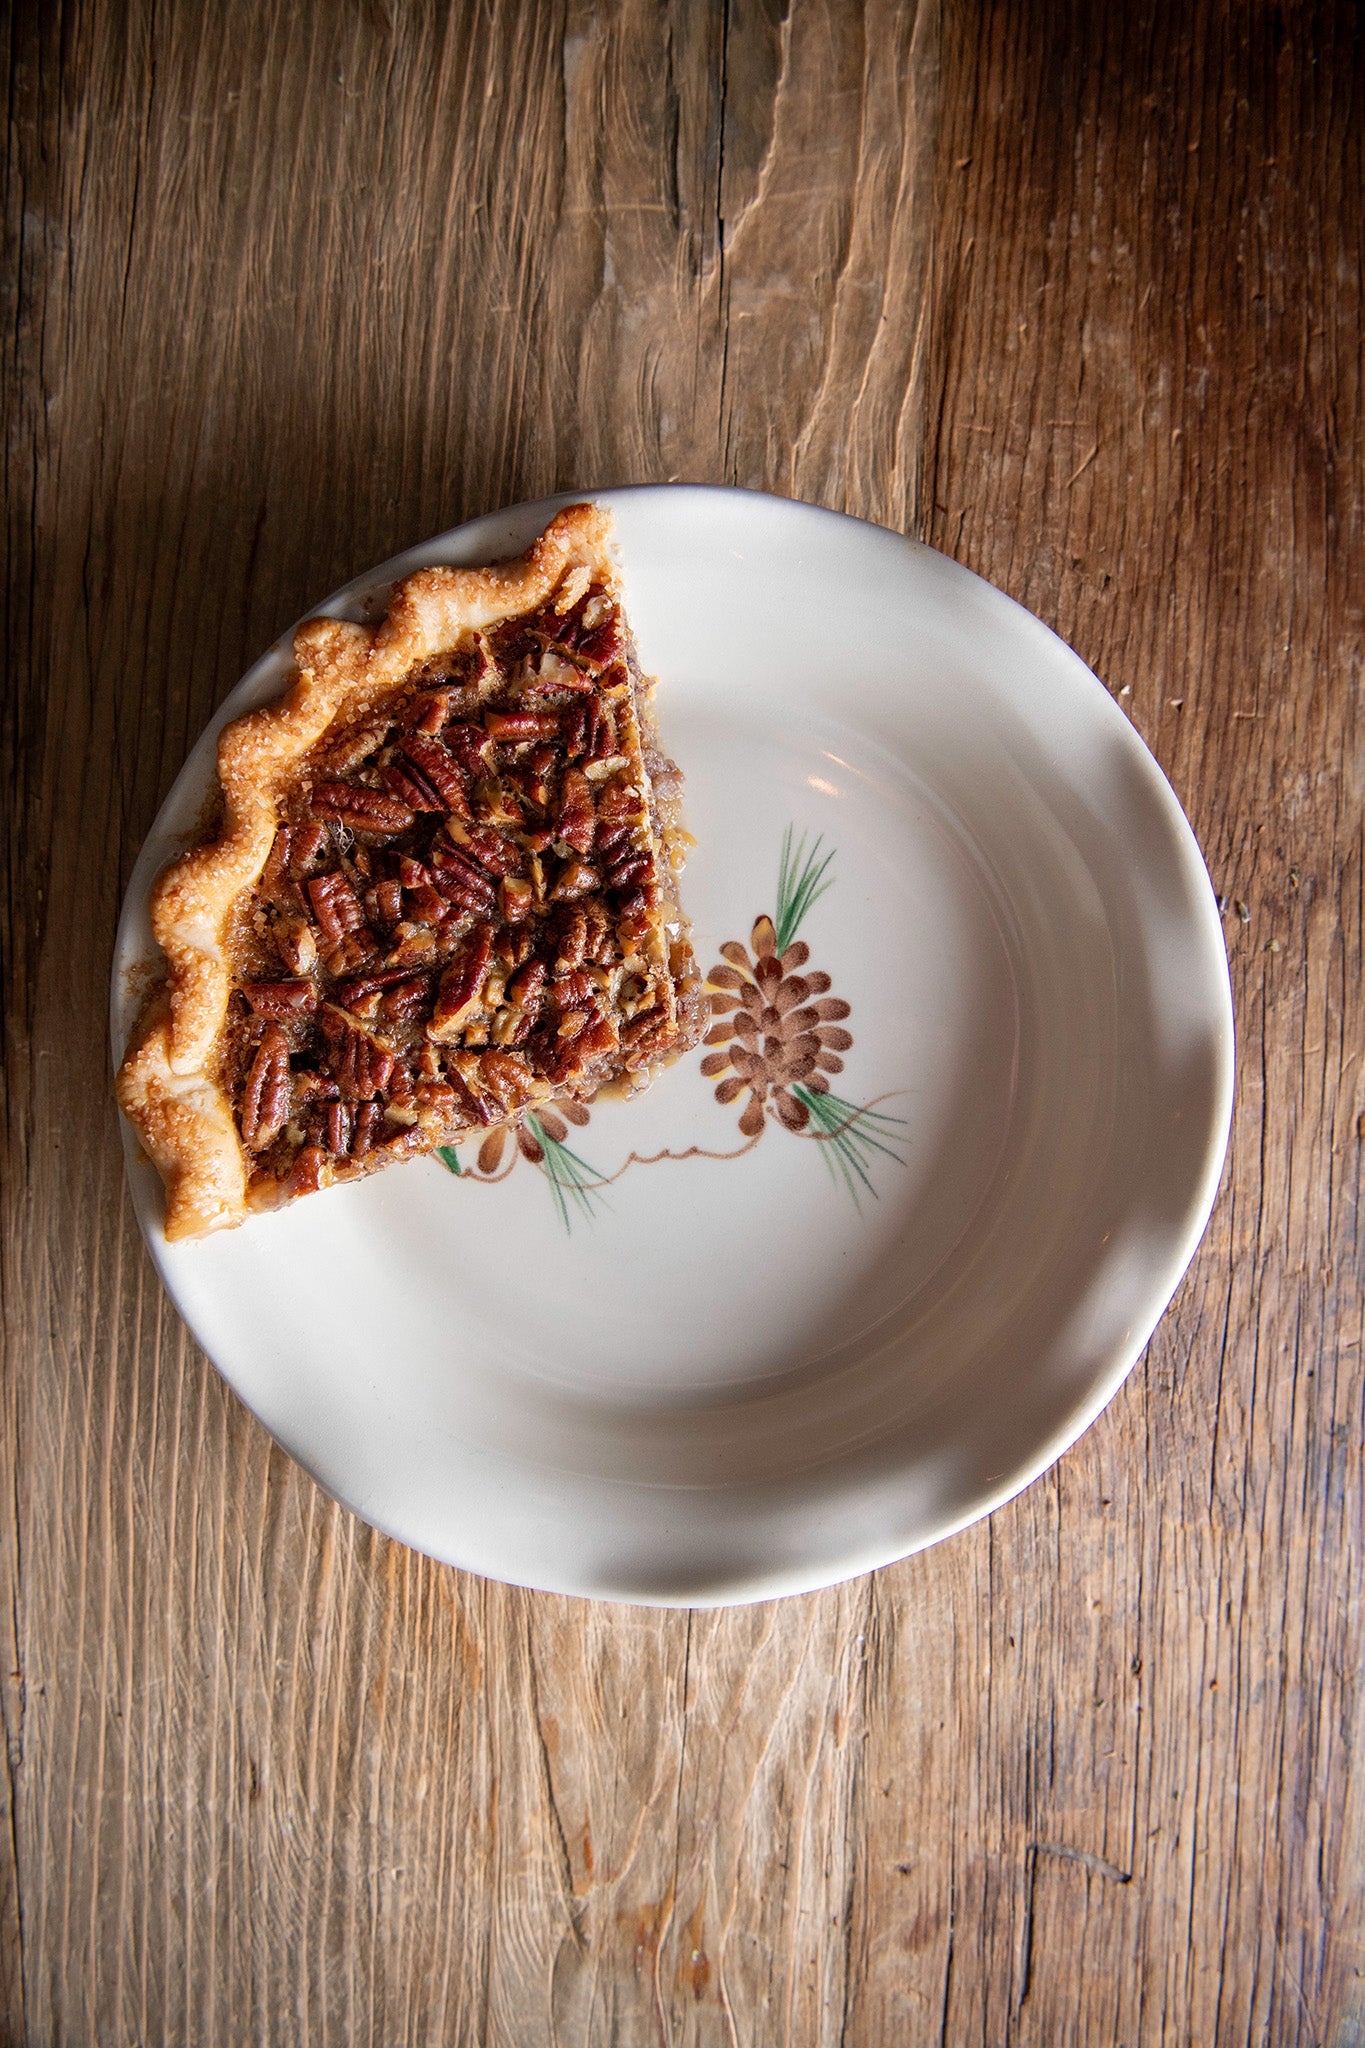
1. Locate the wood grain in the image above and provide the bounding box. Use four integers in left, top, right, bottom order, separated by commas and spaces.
1, 1, 1359, 2042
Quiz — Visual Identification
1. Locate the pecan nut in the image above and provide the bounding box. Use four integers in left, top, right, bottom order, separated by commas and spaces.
244, 978, 318, 1021
499, 876, 534, 924
240, 1024, 291, 1149
485, 710, 559, 740
401, 734, 471, 815
550, 856, 600, 901
273, 917, 318, 975
472, 1048, 536, 1111
309, 782, 415, 836
555, 766, 596, 855
428, 924, 494, 1041
442, 723, 492, 776
461, 825, 522, 878
306, 869, 365, 944
317, 1004, 395, 1099
381, 760, 445, 812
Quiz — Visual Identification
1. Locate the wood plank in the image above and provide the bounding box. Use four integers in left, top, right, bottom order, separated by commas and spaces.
843, 4, 1363, 2043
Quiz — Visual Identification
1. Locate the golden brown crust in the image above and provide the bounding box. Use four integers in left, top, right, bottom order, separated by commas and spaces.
115, 999, 250, 1240
119, 503, 650, 1241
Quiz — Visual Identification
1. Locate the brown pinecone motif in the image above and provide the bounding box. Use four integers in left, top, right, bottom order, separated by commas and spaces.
467, 1099, 593, 1179
701, 916, 853, 1136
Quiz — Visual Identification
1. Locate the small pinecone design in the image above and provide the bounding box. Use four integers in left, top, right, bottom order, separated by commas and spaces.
702, 915, 853, 1135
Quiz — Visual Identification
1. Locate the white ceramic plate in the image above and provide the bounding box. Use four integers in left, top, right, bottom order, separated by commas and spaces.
112, 486, 1233, 1606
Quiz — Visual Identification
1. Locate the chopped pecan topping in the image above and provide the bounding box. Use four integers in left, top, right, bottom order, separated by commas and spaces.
260, 829, 297, 905
288, 823, 330, 875
471, 1048, 536, 1111
596, 774, 637, 833
550, 856, 600, 901
430, 842, 497, 915
520, 652, 594, 696
551, 968, 594, 1007
494, 927, 534, 971
621, 1003, 668, 1051
291, 1068, 337, 1105
371, 877, 404, 927
322, 931, 379, 978
416, 1078, 459, 1119
545, 1006, 620, 1083
616, 890, 656, 949
512, 743, 558, 811
281, 1144, 327, 1198
405, 883, 447, 925
560, 703, 589, 759
316, 721, 390, 777
380, 975, 434, 1023
334, 963, 427, 1008
273, 916, 317, 976
443, 1064, 493, 1126
603, 844, 652, 891
383, 927, 438, 971
261, 823, 331, 906
578, 613, 625, 667
577, 704, 618, 770
473, 777, 523, 826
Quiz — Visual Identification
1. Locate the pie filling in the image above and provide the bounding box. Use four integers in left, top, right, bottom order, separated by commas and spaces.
216, 570, 703, 1209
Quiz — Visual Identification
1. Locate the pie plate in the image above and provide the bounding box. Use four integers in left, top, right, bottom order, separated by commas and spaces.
111, 486, 1234, 1606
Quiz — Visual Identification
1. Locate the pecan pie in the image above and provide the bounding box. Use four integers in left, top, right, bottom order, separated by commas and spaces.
117, 504, 704, 1238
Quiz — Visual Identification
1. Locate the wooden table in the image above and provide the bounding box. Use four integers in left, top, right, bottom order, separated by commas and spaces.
3, 3, 1360, 2040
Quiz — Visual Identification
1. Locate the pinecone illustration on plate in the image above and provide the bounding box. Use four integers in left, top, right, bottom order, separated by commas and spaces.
700, 829, 905, 1201
701, 917, 852, 1134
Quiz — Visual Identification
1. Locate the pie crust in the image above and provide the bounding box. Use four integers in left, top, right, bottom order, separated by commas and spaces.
117, 504, 703, 1239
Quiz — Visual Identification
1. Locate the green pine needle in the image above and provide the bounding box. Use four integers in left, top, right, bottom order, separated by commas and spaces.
791, 1085, 907, 1209
525, 1114, 609, 1234
774, 826, 836, 952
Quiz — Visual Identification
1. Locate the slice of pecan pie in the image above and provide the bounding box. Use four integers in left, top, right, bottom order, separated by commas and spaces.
118, 503, 704, 1238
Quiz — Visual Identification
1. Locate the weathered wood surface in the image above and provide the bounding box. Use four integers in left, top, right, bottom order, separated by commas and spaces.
2, 1, 1360, 2040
